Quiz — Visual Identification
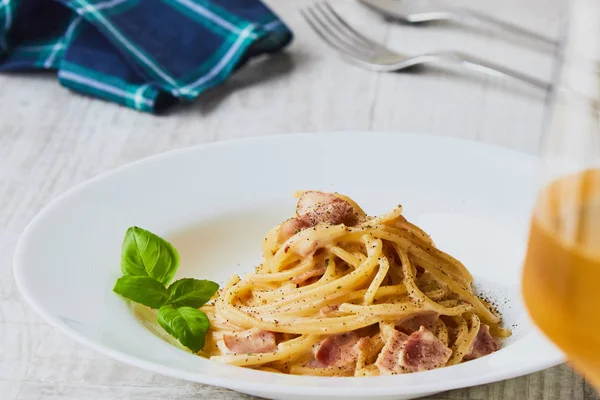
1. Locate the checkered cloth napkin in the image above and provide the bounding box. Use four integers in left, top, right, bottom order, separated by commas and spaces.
0, 0, 293, 113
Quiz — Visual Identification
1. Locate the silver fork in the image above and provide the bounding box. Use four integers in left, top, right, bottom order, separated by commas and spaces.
301, 1, 551, 91
358, 0, 557, 49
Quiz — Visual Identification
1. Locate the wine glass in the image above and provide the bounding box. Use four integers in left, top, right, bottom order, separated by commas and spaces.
522, 0, 600, 389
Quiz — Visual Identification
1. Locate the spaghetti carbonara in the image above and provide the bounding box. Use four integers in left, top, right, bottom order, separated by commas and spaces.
201, 191, 509, 376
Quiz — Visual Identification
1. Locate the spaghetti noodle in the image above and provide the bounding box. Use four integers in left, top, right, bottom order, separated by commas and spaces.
201, 191, 509, 376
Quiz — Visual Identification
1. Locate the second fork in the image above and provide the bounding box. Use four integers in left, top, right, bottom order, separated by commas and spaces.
301, 2, 551, 91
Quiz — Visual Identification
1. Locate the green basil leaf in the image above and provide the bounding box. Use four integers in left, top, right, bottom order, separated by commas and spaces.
157, 305, 210, 353
121, 226, 179, 285
168, 279, 219, 308
113, 276, 169, 309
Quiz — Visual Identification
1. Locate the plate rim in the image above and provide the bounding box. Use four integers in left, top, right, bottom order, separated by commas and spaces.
13, 131, 565, 397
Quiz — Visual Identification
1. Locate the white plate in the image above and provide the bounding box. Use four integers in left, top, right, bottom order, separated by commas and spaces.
13, 132, 564, 400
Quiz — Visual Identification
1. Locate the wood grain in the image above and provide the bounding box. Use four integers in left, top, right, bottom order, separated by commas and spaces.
0, 0, 597, 399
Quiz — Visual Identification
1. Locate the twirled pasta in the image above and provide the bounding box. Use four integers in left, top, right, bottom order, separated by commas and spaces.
200, 191, 510, 376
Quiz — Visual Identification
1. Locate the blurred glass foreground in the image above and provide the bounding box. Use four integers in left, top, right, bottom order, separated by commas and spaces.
522, 0, 600, 390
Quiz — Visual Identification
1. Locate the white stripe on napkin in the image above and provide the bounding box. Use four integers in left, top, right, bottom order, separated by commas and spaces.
44, 17, 84, 68
0, 0, 12, 51
178, 25, 253, 95
58, 70, 154, 107
263, 20, 282, 31
173, 0, 246, 36
75, 0, 130, 14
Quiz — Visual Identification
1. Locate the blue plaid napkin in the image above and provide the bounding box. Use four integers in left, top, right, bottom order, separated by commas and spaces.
0, 0, 292, 113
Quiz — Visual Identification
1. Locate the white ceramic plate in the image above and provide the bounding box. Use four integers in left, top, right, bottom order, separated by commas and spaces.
14, 132, 564, 400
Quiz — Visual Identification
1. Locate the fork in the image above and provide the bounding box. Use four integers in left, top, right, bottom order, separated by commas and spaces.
358, 0, 557, 49
301, 2, 551, 91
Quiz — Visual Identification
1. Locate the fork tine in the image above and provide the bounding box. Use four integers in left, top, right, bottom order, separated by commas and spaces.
301, 7, 373, 62
313, 2, 375, 55
319, 1, 390, 53
304, 5, 374, 59
300, 8, 352, 54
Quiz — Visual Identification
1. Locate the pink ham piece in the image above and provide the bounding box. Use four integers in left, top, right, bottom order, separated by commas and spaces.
375, 329, 409, 374
464, 324, 499, 361
290, 263, 327, 285
279, 191, 359, 242
279, 217, 310, 241
296, 191, 357, 223
401, 326, 452, 372
396, 312, 439, 335
223, 329, 277, 354
376, 326, 452, 374
310, 332, 361, 368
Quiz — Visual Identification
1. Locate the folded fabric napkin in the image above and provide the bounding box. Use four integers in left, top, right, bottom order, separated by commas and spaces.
0, 0, 293, 113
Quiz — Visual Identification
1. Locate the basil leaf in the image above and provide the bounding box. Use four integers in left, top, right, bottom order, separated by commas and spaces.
157, 305, 210, 353
168, 279, 219, 308
121, 226, 179, 285
113, 276, 169, 309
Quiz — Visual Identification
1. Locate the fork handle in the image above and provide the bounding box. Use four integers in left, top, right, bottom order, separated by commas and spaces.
453, 8, 558, 49
439, 51, 552, 91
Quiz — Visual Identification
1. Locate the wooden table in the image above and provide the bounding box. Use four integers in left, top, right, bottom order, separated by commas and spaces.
2, 0, 597, 399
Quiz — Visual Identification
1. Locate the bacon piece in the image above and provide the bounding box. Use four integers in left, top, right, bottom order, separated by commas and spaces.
375, 329, 409, 375
296, 191, 358, 226
223, 329, 277, 354
311, 332, 361, 368
354, 336, 374, 368
376, 326, 452, 374
279, 217, 310, 241
291, 262, 327, 285
279, 191, 359, 242
401, 326, 452, 372
396, 312, 439, 335
464, 324, 499, 360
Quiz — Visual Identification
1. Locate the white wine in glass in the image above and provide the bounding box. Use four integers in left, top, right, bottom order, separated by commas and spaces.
522, 0, 600, 389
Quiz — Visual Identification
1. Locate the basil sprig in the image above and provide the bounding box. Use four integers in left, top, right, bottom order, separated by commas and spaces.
113, 276, 170, 309
120, 227, 180, 285
168, 278, 220, 308
113, 226, 219, 353
158, 306, 211, 352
